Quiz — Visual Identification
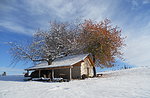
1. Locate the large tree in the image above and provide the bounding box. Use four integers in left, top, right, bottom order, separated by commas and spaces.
78, 19, 125, 67
9, 19, 125, 67
9, 21, 79, 65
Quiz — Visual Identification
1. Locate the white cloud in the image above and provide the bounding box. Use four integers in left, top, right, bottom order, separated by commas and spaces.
123, 20, 150, 66
0, 21, 34, 35
1, 0, 118, 35
1, 0, 150, 67
124, 35, 150, 66
143, 0, 150, 4
131, 0, 139, 7
130, 0, 150, 7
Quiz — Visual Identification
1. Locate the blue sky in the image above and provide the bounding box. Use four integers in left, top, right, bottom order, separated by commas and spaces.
0, 0, 150, 74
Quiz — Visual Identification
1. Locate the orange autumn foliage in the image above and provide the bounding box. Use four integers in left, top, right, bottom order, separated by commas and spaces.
79, 19, 126, 67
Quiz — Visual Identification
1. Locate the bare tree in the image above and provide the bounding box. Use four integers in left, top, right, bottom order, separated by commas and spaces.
9, 21, 80, 65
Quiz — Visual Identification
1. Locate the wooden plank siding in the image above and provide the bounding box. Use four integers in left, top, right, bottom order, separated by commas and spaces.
26, 55, 95, 80
81, 57, 94, 77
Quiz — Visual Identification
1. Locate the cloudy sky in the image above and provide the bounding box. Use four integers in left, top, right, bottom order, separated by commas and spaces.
0, 0, 150, 74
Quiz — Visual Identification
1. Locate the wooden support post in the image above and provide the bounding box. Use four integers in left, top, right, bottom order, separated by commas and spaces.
27, 70, 29, 76
39, 70, 41, 78
52, 69, 54, 80
70, 67, 72, 80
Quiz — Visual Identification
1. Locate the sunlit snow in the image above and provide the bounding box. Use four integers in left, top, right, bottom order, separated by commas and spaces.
0, 67, 150, 98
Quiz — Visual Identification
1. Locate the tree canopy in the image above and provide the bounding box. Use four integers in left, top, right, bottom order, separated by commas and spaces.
9, 19, 125, 67
9, 21, 79, 65
79, 19, 125, 67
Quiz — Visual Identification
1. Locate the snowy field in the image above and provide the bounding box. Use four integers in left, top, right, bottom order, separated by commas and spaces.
0, 67, 150, 98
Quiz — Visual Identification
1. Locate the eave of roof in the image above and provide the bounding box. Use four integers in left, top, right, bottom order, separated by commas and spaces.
25, 54, 89, 71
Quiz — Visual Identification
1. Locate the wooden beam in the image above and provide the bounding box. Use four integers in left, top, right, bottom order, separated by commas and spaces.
39, 70, 41, 78
26, 66, 72, 71
27, 70, 29, 76
70, 67, 72, 80
52, 69, 54, 80
27, 70, 29, 74
88, 57, 95, 66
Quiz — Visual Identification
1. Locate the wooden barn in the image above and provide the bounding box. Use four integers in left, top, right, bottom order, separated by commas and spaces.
25, 54, 96, 81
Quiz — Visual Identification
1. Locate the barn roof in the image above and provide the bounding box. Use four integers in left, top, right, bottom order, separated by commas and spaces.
25, 54, 89, 70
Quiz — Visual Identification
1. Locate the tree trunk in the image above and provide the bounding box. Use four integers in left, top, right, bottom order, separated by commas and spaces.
48, 61, 52, 65
93, 66, 96, 77
92, 54, 96, 63
92, 54, 96, 77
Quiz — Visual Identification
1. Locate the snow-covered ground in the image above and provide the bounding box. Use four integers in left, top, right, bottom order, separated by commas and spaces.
0, 67, 150, 98
96, 59, 136, 72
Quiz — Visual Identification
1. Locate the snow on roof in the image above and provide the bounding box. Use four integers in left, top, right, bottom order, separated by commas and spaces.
26, 54, 89, 70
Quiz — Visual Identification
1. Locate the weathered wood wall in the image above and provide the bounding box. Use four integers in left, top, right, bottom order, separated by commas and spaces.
81, 57, 94, 77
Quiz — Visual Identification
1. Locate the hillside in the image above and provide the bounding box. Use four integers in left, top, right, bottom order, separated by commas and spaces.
0, 67, 150, 98
96, 60, 136, 72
